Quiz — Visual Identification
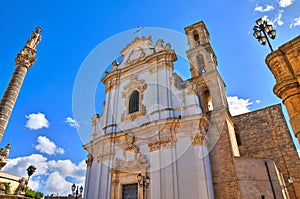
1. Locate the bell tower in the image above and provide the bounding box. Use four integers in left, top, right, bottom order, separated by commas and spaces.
185, 21, 228, 113
185, 21, 242, 198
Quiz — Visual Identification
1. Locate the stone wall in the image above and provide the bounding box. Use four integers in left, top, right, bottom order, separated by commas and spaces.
234, 158, 283, 198
208, 111, 241, 199
233, 104, 300, 199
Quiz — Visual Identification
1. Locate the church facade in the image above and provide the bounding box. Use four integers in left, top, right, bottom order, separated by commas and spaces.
83, 21, 300, 199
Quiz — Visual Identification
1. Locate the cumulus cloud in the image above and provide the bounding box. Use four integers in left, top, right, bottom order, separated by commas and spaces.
2, 154, 86, 195
290, 16, 300, 28
227, 96, 253, 116
254, 5, 274, 12
65, 117, 80, 128
25, 113, 49, 130
278, 0, 294, 7
45, 172, 72, 196
1, 154, 48, 177
35, 136, 64, 155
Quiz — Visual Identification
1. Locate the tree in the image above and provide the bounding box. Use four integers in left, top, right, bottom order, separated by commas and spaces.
26, 165, 36, 181
25, 187, 43, 199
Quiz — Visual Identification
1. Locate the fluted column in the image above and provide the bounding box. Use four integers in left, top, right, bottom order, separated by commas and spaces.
0, 27, 42, 141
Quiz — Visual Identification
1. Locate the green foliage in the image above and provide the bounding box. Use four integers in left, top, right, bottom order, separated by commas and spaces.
0, 182, 11, 194
24, 187, 43, 199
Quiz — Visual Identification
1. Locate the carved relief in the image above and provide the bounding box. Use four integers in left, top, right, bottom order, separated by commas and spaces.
97, 152, 115, 163
192, 132, 205, 146
113, 153, 149, 172
148, 137, 176, 152
126, 47, 146, 65
124, 133, 139, 153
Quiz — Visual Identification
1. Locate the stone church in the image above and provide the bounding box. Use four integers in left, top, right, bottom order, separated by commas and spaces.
83, 21, 300, 199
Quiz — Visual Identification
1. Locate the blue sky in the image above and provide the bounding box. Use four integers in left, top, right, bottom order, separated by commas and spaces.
0, 0, 299, 196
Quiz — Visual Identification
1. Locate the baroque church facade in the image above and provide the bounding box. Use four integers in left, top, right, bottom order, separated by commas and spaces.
83, 21, 300, 199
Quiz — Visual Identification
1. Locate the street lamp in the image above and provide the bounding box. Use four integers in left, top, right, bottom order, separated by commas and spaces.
137, 173, 150, 199
71, 184, 83, 199
253, 18, 276, 51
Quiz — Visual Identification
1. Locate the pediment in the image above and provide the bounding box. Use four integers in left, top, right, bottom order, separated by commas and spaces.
117, 36, 172, 69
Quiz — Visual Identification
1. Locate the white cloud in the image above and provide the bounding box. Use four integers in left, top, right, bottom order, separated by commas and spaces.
274, 10, 284, 26
1, 154, 48, 177
2, 154, 86, 196
35, 136, 64, 155
290, 16, 300, 28
65, 117, 80, 128
278, 0, 294, 7
261, 15, 274, 25
25, 113, 49, 130
45, 172, 72, 196
255, 100, 261, 104
227, 96, 253, 116
255, 5, 274, 12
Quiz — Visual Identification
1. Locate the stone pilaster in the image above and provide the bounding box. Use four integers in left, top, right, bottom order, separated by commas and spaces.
0, 27, 42, 141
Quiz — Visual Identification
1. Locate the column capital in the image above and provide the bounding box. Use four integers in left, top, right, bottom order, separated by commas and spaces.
15, 48, 37, 69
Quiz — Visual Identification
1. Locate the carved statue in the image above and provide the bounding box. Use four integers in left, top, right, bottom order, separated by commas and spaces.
26, 27, 42, 49
154, 39, 165, 52
15, 177, 28, 195
0, 143, 10, 161
165, 43, 171, 49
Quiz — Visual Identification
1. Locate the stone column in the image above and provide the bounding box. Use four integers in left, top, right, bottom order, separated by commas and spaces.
0, 27, 42, 141
265, 35, 300, 144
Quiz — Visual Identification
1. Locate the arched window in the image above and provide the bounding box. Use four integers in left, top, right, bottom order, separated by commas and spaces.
193, 30, 200, 45
129, 91, 139, 114
196, 55, 206, 74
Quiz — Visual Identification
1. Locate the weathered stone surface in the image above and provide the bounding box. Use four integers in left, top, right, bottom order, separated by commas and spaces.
234, 104, 300, 199
266, 35, 300, 143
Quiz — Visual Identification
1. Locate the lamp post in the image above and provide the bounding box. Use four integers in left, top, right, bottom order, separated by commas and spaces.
71, 184, 83, 199
137, 173, 150, 199
253, 18, 276, 51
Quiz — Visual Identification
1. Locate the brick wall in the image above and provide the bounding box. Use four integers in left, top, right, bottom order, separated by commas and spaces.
233, 104, 300, 199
